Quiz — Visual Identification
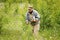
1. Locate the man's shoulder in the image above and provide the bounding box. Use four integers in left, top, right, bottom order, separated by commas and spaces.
26, 11, 29, 15
33, 10, 38, 13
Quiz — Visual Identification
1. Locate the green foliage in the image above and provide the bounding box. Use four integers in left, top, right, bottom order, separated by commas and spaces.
0, 0, 60, 40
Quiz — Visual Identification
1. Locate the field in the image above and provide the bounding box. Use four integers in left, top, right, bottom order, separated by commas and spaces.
0, 0, 60, 40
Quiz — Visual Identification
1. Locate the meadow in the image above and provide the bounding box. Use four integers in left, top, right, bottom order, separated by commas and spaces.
0, 0, 60, 40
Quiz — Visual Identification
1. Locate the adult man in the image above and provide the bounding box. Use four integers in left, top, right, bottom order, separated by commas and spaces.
26, 6, 40, 35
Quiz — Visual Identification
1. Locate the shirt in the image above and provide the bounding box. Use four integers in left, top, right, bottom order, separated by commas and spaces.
26, 10, 40, 22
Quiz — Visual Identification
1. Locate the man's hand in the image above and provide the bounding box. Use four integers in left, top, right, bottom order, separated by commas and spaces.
26, 20, 29, 24
31, 18, 39, 22
31, 20, 39, 22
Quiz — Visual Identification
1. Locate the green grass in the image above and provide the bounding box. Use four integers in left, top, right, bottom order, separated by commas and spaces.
0, 25, 60, 40
0, 1, 60, 40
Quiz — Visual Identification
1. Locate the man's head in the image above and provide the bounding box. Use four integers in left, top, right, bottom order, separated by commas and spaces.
28, 6, 33, 13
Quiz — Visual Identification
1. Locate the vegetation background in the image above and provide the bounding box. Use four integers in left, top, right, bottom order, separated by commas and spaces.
0, 0, 60, 40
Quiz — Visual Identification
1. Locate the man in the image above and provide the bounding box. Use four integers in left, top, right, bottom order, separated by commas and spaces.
26, 6, 40, 35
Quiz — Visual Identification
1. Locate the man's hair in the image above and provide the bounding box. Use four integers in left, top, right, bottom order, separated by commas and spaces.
28, 5, 33, 9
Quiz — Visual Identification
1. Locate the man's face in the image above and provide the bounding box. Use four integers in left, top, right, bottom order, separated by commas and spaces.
28, 7, 33, 12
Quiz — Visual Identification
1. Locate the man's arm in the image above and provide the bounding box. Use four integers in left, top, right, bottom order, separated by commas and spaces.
33, 11, 40, 22
31, 11, 40, 22
36, 12, 40, 21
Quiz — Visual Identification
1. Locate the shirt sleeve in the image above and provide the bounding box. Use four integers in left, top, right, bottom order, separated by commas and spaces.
26, 12, 29, 21
35, 11, 40, 20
